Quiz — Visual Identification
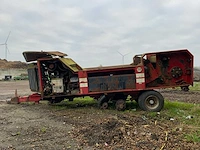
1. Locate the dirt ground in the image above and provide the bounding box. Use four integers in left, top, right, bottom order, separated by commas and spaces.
0, 59, 27, 69
0, 81, 200, 150
159, 89, 200, 104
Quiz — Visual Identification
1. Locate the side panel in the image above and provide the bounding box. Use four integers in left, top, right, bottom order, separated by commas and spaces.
27, 68, 39, 92
88, 74, 136, 92
135, 66, 146, 90
145, 50, 193, 88
78, 71, 89, 94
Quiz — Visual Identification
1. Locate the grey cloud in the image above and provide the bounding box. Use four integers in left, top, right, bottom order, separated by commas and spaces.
0, 0, 199, 67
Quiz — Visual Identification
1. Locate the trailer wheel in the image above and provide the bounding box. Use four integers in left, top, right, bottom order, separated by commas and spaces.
181, 86, 189, 92
138, 90, 164, 112
115, 99, 126, 111
100, 102, 109, 109
98, 95, 109, 109
49, 97, 63, 104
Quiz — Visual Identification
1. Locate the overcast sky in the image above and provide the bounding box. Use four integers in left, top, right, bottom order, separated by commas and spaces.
0, 0, 200, 67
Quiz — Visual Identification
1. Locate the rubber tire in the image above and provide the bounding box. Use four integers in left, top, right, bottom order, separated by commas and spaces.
100, 102, 109, 109
49, 98, 63, 104
138, 90, 164, 112
115, 99, 126, 111
181, 86, 189, 92
98, 95, 109, 109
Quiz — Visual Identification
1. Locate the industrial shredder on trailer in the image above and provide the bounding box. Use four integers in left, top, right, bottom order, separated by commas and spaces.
13, 49, 193, 111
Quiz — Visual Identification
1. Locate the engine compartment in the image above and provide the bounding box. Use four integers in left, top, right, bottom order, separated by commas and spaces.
28, 58, 80, 96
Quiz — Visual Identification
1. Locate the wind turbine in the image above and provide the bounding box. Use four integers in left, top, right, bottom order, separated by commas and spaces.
0, 31, 11, 60
117, 50, 131, 65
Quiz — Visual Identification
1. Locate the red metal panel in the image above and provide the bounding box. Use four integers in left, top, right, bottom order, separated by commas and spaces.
135, 66, 146, 90
18, 93, 41, 103
155, 50, 193, 87
78, 71, 88, 94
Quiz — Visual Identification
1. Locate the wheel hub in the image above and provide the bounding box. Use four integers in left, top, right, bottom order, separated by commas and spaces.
101, 102, 108, 109
149, 99, 155, 105
115, 99, 126, 111
145, 96, 159, 110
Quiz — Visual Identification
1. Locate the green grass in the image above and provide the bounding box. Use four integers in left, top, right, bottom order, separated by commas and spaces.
185, 130, 200, 143
190, 82, 200, 91
51, 96, 97, 110
149, 100, 200, 142
51, 97, 200, 126
40, 127, 47, 133
175, 82, 200, 91
49, 95, 200, 143
164, 101, 200, 126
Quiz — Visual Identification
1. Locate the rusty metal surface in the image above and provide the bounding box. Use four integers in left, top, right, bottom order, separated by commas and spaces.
88, 74, 136, 92
23, 51, 68, 62
59, 58, 82, 72
84, 64, 134, 71
145, 49, 193, 88
142, 49, 192, 59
